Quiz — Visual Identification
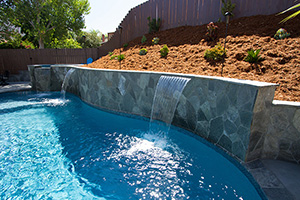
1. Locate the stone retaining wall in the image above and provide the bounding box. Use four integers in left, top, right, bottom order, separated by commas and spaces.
28, 65, 300, 163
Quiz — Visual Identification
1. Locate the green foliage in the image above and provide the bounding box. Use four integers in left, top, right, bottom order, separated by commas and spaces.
147, 16, 161, 34
77, 29, 102, 48
204, 43, 226, 61
244, 49, 264, 63
48, 38, 82, 49
1, 0, 91, 49
139, 48, 148, 55
152, 37, 159, 45
274, 28, 290, 40
20, 40, 35, 49
160, 45, 169, 58
279, 3, 300, 23
221, 0, 236, 16
206, 22, 218, 41
110, 55, 117, 60
141, 35, 147, 44
123, 43, 128, 48
108, 52, 113, 56
117, 54, 125, 62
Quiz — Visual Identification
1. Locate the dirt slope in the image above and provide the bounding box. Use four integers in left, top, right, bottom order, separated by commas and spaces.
84, 13, 300, 102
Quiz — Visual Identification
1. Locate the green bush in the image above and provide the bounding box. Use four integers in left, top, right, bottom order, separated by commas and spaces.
123, 43, 128, 48
117, 54, 125, 62
221, 0, 235, 16
110, 55, 117, 60
204, 43, 226, 61
141, 35, 147, 44
244, 49, 264, 63
152, 37, 159, 45
139, 48, 148, 55
160, 45, 169, 57
147, 17, 161, 34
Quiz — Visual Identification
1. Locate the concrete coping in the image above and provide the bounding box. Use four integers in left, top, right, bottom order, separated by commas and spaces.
57, 65, 278, 88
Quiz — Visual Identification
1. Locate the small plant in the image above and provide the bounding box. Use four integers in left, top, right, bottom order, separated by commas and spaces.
139, 48, 148, 55
206, 22, 218, 41
204, 43, 226, 61
123, 43, 128, 48
160, 45, 169, 58
108, 52, 113, 56
221, 0, 236, 16
117, 54, 125, 62
147, 16, 161, 33
110, 55, 117, 60
141, 35, 147, 44
244, 49, 264, 63
152, 37, 160, 45
274, 28, 290, 40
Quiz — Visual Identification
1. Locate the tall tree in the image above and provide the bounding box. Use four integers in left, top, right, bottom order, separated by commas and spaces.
77, 29, 103, 48
2, 0, 90, 48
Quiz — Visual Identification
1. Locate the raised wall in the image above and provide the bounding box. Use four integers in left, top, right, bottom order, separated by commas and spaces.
29, 65, 300, 163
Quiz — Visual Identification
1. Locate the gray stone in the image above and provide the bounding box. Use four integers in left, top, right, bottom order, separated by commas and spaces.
239, 110, 253, 128
224, 119, 237, 135
216, 95, 229, 115
209, 117, 224, 142
293, 109, 300, 133
195, 121, 209, 138
232, 141, 246, 160
218, 135, 232, 153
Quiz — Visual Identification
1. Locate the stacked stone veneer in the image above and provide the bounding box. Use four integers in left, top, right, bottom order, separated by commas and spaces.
28, 65, 300, 163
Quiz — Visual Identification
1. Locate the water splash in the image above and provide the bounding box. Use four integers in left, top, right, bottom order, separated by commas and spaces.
61, 68, 76, 100
150, 76, 190, 134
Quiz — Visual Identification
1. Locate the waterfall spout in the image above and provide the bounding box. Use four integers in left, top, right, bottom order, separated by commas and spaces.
150, 75, 190, 134
61, 68, 76, 100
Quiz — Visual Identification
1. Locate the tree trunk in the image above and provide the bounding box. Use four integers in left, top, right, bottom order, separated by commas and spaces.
39, 36, 44, 49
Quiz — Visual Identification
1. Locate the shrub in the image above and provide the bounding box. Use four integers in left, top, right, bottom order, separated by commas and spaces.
274, 28, 290, 40
152, 37, 160, 45
139, 48, 148, 55
160, 45, 169, 57
117, 54, 125, 62
147, 16, 161, 33
244, 49, 264, 63
141, 35, 147, 44
110, 55, 117, 60
221, 0, 235, 16
123, 43, 128, 48
206, 22, 218, 41
204, 43, 226, 61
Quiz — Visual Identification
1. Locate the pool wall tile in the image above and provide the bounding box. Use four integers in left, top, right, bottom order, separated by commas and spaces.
28, 65, 300, 163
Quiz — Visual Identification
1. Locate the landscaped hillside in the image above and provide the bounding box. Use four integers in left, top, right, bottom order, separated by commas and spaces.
84, 13, 300, 102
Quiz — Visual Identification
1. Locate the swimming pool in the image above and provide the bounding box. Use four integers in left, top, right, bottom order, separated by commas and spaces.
0, 92, 265, 199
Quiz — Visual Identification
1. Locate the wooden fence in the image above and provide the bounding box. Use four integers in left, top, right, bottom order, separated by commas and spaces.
0, 0, 295, 75
0, 48, 98, 74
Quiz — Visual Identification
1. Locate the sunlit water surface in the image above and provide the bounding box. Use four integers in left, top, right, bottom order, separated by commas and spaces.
0, 92, 263, 200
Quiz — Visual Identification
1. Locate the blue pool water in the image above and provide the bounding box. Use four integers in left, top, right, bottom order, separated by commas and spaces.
0, 92, 264, 199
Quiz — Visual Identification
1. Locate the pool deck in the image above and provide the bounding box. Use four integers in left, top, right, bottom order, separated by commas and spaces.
1, 82, 300, 200
245, 159, 300, 200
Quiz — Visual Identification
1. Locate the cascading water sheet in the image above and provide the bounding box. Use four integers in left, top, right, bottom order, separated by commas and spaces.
150, 75, 190, 134
61, 68, 76, 100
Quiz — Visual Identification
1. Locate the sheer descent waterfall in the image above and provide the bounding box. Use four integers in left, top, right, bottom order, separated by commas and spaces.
150, 76, 190, 134
61, 68, 76, 100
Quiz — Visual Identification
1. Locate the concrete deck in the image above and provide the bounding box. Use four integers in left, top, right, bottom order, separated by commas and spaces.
246, 159, 300, 200
1, 83, 300, 200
